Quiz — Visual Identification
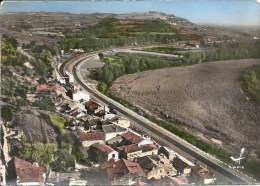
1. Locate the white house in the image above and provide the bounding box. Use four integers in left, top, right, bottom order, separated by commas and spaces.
89, 143, 119, 163
72, 90, 90, 102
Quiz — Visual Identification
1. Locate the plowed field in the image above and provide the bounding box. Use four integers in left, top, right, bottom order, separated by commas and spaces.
110, 59, 260, 158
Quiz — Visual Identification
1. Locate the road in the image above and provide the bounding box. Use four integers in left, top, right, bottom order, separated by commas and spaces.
59, 52, 258, 185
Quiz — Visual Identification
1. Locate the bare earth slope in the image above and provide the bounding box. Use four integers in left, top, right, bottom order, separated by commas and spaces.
111, 59, 260, 157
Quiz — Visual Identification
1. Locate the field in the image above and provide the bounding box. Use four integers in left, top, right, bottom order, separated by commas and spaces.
110, 59, 260, 159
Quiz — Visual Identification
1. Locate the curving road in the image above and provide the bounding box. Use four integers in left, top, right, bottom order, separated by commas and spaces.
60, 52, 258, 185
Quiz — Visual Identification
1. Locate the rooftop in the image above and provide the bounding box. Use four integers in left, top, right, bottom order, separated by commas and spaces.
192, 166, 215, 179
79, 132, 105, 141
100, 159, 145, 181
122, 131, 143, 144
102, 123, 127, 133
14, 157, 46, 183
91, 143, 115, 154
117, 144, 141, 153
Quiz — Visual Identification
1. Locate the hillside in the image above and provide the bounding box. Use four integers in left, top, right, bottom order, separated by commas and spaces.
110, 59, 260, 159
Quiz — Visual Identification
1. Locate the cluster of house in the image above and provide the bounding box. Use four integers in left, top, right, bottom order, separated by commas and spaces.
0, 70, 218, 186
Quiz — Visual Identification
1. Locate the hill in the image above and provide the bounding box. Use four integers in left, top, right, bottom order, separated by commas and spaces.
110, 59, 260, 159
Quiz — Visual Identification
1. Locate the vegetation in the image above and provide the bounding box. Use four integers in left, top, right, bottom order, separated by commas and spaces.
244, 158, 260, 180
49, 115, 66, 133
56, 132, 86, 168
91, 53, 185, 92
33, 95, 56, 112
20, 132, 86, 171
142, 47, 181, 55
1, 105, 13, 122
1, 126, 4, 147
241, 65, 260, 104
20, 142, 58, 169
58, 18, 202, 52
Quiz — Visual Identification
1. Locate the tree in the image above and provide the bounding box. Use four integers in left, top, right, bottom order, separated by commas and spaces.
1, 105, 13, 122
98, 53, 104, 60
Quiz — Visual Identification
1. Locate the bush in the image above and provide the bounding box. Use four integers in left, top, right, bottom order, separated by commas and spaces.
1, 105, 13, 122
49, 115, 65, 133
241, 65, 260, 104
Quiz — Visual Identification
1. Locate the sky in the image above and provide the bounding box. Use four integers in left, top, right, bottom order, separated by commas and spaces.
1, 1, 260, 26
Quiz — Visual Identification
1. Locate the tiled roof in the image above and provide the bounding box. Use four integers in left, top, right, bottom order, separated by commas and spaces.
192, 166, 215, 179
85, 100, 101, 110
100, 159, 145, 181
117, 144, 141, 153
91, 143, 115, 154
14, 157, 46, 183
122, 159, 146, 177
122, 131, 143, 144
140, 144, 157, 152
79, 132, 105, 141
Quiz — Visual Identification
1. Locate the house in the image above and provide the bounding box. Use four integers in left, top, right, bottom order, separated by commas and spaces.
122, 131, 154, 147
85, 100, 101, 115
13, 157, 46, 185
137, 154, 177, 179
72, 89, 90, 102
149, 176, 187, 185
173, 156, 194, 176
102, 123, 127, 141
117, 144, 142, 160
159, 146, 176, 161
79, 132, 105, 147
117, 144, 158, 160
88, 143, 119, 163
140, 144, 159, 157
106, 136, 123, 149
189, 165, 216, 184
100, 158, 146, 182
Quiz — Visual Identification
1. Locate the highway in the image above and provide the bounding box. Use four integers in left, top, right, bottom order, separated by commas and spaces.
59, 52, 257, 185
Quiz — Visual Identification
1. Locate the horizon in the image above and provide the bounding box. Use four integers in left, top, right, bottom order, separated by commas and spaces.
1, 1, 260, 27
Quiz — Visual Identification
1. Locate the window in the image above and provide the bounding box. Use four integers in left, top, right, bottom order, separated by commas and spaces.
160, 170, 162, 173
112, 154, 115, 158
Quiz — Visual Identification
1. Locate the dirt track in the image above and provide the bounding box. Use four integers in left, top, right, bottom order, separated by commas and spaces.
110, 59, 260, 158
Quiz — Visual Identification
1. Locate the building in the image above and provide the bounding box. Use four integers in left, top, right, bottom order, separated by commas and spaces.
159, 146, 177, 161
85, 100, 101, 115
137, 154, 177, 179
117, 144, 142, 160
117, 143, 158, 160
189, 166, 216, 184
13, 157, 46, 185
79, 132, 105, 147
100, 159, 146, 182
106, 136, 123, 149
149, 176, 187, 185
122, 131, 154, 147
173, 156, 194, 176
72, 90, 90, 102
88, 143, 119, 163
102, 123, 127, 141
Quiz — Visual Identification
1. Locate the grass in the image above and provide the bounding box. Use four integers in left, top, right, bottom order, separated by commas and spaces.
49, 115, 66, 133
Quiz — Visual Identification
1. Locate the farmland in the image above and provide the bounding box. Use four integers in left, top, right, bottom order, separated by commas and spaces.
110, 59, 260, 159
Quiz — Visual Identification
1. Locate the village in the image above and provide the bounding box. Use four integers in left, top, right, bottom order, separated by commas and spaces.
0, 54, 220, 186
